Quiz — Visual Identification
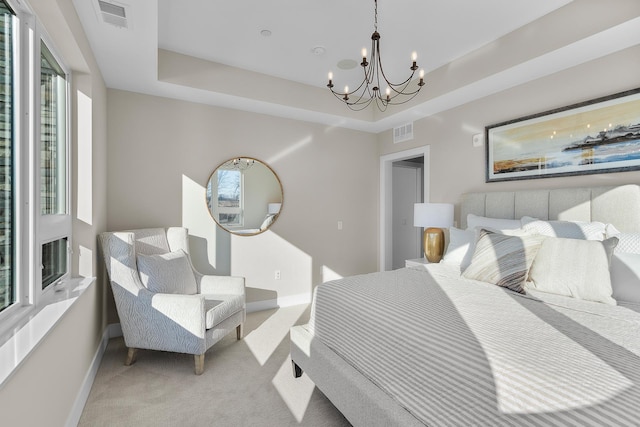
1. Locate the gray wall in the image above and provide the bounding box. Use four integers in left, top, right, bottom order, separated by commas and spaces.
379, 45, 640, 222
107, 90, 379, 308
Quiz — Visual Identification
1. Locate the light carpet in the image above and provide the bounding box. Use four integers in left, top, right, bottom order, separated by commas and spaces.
78, 304, 350, 426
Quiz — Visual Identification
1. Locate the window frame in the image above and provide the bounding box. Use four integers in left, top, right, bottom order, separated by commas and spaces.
0, 0, 72, 338
35, 32, 71, 300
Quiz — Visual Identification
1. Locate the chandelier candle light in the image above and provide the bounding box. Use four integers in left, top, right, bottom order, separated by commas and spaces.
327, 0, 425, 111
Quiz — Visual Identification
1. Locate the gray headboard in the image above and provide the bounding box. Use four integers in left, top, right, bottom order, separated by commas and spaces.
460, 184, 640, 233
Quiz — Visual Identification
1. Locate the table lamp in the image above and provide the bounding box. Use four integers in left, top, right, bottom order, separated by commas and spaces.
414, 203, 454, 263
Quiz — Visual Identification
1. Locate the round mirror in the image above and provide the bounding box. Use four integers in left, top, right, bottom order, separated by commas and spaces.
206, 157, 283, 236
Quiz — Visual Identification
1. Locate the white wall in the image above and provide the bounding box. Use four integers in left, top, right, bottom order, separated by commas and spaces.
0, 0, 108, 425
243, 163, 281, 229
379, 44, 640, 220
107, 90, 379, 307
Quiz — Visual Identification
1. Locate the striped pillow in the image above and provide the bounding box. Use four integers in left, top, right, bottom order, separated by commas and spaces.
463, 229, 546, 293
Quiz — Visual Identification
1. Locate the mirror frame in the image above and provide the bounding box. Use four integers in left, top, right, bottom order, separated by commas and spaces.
205, 157, 284, 236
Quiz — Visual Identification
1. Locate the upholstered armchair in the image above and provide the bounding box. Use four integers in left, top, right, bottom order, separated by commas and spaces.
99, 227, 246, 375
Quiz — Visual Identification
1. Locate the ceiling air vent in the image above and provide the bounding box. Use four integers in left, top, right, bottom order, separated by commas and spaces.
393, 122, 414, 144
98, 0, 128, 28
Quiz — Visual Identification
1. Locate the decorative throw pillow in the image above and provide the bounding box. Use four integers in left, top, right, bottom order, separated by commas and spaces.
260, 214, 276, 231
610, 252, 640, 303
520, 216, 606, 240
462, 229, 546, 293
442, 227, 475, 270
526, 237, 618, 305
137, 249, 198, 295
467, 214, 522, 231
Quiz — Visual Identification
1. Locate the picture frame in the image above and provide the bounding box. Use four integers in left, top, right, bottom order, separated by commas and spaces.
485, 88, 640, 182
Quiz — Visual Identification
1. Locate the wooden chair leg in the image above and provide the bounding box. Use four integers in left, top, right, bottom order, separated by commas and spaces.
124, 348, 138, 366
194, 354, 205, 375
236, 323, 244, 340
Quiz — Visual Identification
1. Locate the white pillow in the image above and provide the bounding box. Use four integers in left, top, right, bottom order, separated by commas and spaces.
526, 237, 618, 305
605, 223, 620, 238
467, 214, 521, 231
610, 252, 640, 303
610, 232, 640, 254
521, 216, 606, 240
137, 249, 198, 295
442, 227, 475, 270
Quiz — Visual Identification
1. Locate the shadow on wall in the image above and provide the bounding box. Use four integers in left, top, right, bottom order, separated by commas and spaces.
182, 175, 232, 276
182, 174, 313, 307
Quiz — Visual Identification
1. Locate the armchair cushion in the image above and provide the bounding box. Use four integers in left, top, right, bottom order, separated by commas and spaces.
204, 294, 246, 329
137, 249, 198, 295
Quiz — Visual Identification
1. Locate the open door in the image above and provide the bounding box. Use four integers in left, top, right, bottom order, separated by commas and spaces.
380, 146, 430, 271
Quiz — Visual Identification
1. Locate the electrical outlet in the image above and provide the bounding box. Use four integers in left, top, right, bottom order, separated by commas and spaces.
274, 270, 281, 280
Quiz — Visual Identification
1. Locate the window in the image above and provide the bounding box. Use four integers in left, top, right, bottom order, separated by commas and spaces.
0, 1, 14, 313
40, 41, 66, 216
41, 237, 67, 290
0, 0, 71, 330
216, 169, 243, 226
39, 39, 70, 290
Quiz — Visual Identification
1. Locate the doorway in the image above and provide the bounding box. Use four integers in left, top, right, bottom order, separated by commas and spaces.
392, 159, 423, 269
380, 146, 430, 271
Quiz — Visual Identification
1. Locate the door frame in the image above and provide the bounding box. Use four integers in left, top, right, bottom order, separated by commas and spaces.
379, 145, 430, 271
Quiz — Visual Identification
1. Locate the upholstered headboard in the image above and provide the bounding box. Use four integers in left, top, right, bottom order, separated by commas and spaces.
460, 184, 640, 233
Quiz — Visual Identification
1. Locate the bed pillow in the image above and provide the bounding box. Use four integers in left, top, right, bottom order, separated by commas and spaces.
137, 249, 198, 295
526, 237, 618, 305
520, 216, 606, 240
466, 214, 521, 231
610, 252, 640, 303
462, 229, 546, 294
442, 227, 476, 270
609, 232, 640, 254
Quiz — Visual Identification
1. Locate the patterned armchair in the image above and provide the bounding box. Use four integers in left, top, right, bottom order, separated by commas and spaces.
99, 227, 245, 375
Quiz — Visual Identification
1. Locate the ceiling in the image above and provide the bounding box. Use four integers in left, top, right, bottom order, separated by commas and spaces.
70, 0, 640, 133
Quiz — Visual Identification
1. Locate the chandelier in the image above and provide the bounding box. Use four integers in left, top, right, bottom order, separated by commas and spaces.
327, 0, 425, 111
224, 158, 255, 171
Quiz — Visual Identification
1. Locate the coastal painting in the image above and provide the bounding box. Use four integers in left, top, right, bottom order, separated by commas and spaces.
486, 88, 640, 182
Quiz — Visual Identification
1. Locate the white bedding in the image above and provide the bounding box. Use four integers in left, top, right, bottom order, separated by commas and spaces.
308, 264, 640, 426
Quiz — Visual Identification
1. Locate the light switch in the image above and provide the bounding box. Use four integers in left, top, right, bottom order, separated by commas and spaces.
337, 220, 343, 230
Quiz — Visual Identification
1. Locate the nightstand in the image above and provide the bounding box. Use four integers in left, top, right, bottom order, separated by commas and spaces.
405, 258, 430, 269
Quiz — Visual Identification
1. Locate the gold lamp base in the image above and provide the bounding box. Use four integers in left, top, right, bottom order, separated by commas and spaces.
423, 227, 445, 263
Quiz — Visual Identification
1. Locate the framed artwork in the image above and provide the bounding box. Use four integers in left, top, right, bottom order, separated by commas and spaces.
485, 88, 640, 182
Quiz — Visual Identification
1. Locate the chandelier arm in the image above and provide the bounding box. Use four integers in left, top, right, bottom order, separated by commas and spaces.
387, 89, 421, 105
329, 76, 369, 98
375, 43, 418, 90
332, 81, 375, 108
388, 77, 421, 96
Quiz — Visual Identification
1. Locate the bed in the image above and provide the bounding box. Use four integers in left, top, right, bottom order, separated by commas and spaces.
290, 184, 640, 426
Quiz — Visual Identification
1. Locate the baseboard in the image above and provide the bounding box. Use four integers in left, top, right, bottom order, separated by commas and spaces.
65, 326, 111, 427
246, 292, 311, 313
107, 322, 123, 338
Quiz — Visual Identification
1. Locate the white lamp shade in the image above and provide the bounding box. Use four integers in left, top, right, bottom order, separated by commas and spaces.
414, 203, 454, 228
268, 203, 282, 214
